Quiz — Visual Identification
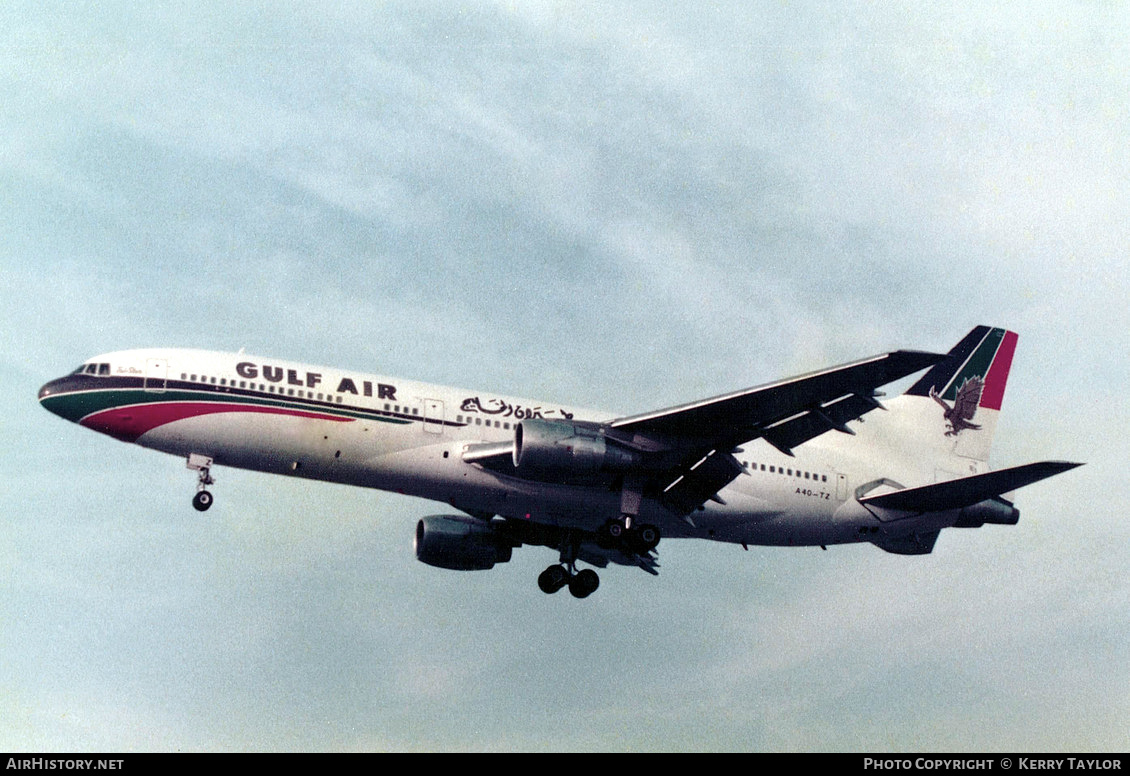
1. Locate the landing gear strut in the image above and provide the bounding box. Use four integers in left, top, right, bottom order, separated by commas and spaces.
187, 453, 215, 512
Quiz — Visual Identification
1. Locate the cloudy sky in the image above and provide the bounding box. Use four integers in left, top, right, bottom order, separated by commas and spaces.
2, 1, 1127, 752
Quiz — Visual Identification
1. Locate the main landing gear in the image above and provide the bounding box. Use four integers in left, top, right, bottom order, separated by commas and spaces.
600, 517, 661, 554
539, 531, 601, 599
538, 520, 662, 599
187, 453, 215, 512
538, 563, 600, 599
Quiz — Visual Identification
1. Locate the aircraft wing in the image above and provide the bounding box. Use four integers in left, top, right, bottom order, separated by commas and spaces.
608, 349, 944, 516
611, 349, 944, 455
464, 349, 944, 519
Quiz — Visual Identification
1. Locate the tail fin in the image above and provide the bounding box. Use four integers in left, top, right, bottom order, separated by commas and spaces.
902, 326, 1018, 462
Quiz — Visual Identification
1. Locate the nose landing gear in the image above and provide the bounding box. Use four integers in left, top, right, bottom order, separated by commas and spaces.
187, 453, 215, 512
192, 489, 214, 512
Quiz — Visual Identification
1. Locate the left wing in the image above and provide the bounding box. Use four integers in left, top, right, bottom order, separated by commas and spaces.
466, 349, 944, 517
610, 349, 942, 454
608, 349, 943, 516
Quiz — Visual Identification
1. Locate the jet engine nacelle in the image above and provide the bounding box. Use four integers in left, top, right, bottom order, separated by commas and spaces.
414, 515, 513, 571
512, 419, 640, 475
953, 497, 1020, 528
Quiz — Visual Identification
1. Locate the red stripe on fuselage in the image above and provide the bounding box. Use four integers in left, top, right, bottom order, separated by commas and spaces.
979, 330, 1017, 411
80, 401, 354, 443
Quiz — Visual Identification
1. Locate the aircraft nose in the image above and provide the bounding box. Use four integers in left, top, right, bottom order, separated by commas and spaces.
38, 376, 75, 420
39, 377, 64, 402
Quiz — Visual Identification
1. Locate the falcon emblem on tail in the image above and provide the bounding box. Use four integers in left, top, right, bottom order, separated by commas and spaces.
930, 376, 984, 436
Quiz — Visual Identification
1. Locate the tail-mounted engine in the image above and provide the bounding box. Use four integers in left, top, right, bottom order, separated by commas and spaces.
512, 419, 641, 475
952, 496, 1020, 527
414, 515, 513, 571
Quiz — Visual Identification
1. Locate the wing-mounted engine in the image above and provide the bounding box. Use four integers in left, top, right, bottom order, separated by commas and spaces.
414, 515, 514, 571
512, 419, 641, 476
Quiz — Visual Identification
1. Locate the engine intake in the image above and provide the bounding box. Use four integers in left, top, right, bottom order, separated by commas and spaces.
415, 515, 513, 571
512, 419, 640, 475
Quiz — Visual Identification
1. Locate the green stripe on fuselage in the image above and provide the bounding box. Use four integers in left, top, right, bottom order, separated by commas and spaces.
42, 387, 413, 426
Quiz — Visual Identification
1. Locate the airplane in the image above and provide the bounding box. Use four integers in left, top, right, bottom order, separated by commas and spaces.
38, 326, 1080, 599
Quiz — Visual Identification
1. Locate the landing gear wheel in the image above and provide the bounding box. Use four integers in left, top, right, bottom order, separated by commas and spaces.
187, 454, 215, 513
568, 568, 600, 599
538, 564, 570, 594
634, 524, 660, 552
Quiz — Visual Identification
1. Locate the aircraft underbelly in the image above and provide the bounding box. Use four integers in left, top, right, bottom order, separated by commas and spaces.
132, 412, 649, 530
130, 407, 989, 550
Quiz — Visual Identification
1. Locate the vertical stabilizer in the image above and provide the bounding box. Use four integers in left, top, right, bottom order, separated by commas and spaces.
903, 326, 1018, 462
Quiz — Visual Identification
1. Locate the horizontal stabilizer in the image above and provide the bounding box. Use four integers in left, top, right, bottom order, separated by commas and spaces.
860, 461, 1082, 512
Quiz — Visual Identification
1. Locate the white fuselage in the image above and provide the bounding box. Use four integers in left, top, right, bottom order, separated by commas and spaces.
40, 348, 987, 550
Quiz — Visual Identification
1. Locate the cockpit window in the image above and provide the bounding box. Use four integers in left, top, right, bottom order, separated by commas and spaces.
73, 363, 111, 376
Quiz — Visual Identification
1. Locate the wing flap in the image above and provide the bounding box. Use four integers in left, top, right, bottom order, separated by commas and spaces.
659, 450, 745, 516
860, 461, 1082, 512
